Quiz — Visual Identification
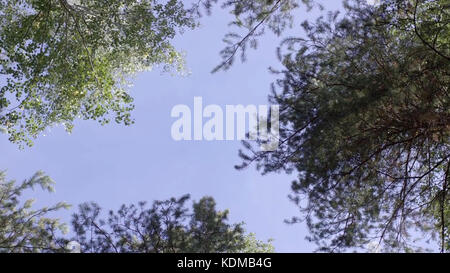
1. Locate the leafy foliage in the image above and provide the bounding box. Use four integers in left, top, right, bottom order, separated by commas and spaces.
239, 233, 275, 253
0, 171, 69, 253
68, 194, 274, 253
0, 171, 274, 253
237, 0, 450, 252
0, 0, 195, 146
0, 0, 324, 145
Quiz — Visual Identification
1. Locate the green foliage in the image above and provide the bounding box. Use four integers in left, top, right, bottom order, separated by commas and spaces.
193, 0, 318, 72
0, 171, 70, 253
240, 233, 275, 253
68, 195, 274, 253
0, 0, 195, 146
237, 0, 450, 252
0, 171, 274, 253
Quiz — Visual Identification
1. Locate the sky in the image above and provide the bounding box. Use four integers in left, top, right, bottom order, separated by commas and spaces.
1, 1, 344, 252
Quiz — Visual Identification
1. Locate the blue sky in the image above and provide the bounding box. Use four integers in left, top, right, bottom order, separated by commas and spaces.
1, 1, 344, 252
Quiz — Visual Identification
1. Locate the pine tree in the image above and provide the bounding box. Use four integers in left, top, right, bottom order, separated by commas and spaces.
68, 195, 274, 253
0, 171, 69, 252
237, 0, 449, 252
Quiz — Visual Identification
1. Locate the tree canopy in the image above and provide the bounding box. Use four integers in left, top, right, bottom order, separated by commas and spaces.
69, 194, 274, 253
1, 0, 449, 253
237, 0, 450, 252
0, 171, 273, 253
0, 0, 321, 146
0, 0, 195, 146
